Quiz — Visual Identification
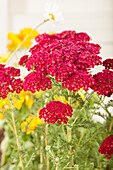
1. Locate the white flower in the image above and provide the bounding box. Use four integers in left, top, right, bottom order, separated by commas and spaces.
44, 2, 64, 23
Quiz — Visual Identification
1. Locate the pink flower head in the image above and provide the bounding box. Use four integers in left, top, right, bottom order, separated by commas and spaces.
98, 135, 113, 159
11, 78, 23, 94
103, 58, 113, 70
19, 30, 102, 93
91, 69, 113, 97
18, 55, 29, 66
23, 71, 52, 93
39, 101, 73, 124
0, 65, 23, 99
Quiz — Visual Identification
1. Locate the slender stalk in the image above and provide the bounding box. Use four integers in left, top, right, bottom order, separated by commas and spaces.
40, 136, 44, 170
90, 105, 99, 120
62, 125, 68, 142
11, 112, 24, 169
67, 91, 73, 166
109, 117, 113, 132
0, 142, 1, 170
74, 129, 86, 152
100, 103, 111, 117
6, 19, 49, 65
99, 155, 104, 170
45, 125, 49, 170
69, 146, 73, 166
71, 101, 88, 127
56, 164, 59, 170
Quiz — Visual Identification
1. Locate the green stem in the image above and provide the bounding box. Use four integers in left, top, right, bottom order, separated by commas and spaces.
6, 19, 49, 65
56, 164, 59, 170
62, 125, 68, 142
45, 125, 49, 170
90, 95, 106, 120
71, 101, 88, 127
100, 103, 111, 117
11, 112, 24, 169
99, 155, 104, 170
40, 136, 44, 170
74, 129, 86, 152
109, 117, 113, 132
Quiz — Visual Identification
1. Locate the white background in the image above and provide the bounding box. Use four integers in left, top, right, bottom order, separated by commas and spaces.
0, 0, 113, 60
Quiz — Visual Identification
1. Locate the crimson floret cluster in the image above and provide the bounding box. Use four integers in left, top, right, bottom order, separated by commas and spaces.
39, 101, 73, 124
90, 69, 113, 97
103, 58, 113, 70
98, 135, 113, 159
0, 64, 23, 99
19, 30, 102, 93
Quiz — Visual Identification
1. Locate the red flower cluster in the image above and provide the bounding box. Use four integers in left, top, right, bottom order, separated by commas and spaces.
23, 71, 52, 93
98, 135, 113, 159
19, 30, 102, 93
103, 58, 113, 70
91, 69, 113, 97
0, 64, 23, 99
39, 101, 73, 124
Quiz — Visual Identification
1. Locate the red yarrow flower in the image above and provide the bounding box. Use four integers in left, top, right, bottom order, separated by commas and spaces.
98, 135, 113, 159
90, 69, 113, 97
39, 101, 73, 124
19, 30, 102, 93
0, 65, 23, 99
23, 71, 52, 93
103, 58, 113, 70
19, 55, 29, 66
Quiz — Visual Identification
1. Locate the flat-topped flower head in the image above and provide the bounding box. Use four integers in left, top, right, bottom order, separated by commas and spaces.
103, 58, 113, 70
39, 101, 73, 124
19, 30, 102, 94
98, 135, 113, 159
0, 65, 23, 99
90, 69, 113, 97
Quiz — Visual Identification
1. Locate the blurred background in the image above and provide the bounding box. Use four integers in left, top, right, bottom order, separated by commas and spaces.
0, 0, 113, 59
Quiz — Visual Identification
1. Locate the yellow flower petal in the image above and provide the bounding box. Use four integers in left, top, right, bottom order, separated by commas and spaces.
54, 95, 68, 104
25, 96, 33, 109
7, 32, 21, 51
0, 52, 10, 64
21, 121, 27, 132
7, 28, 39, 51
13, 100, 23, 110
0, 113, 4, 120
21, 114, 43, 134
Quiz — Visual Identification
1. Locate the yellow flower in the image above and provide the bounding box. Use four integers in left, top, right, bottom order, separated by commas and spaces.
21, 121, 27, 132
25, 96, 33, 109
12, 90, 34, 110
78, 91, 84, 101
13, 99, 23, 110
0, 98, 11, 111
54, 95, 68, 104
7, 28, 39, 51
7, 32, 21, 51
21, 112, 43, 134
72, 90, 85, 106
54, 91, 84, 106
0, 52, 10, 63
19, 90, 33, 109
0, 113, 4, 120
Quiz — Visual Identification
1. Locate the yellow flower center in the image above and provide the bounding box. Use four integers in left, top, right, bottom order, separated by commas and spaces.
49, 13, 55, 21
